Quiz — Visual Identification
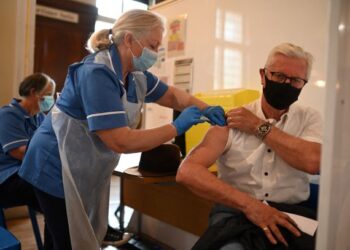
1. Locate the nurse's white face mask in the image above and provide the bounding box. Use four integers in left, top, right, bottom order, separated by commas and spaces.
129, 38, 158, 72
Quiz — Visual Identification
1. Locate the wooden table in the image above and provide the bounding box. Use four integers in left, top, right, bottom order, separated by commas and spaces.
113, 167, 213, 236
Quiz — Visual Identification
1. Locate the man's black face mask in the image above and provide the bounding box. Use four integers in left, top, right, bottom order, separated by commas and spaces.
263, 75, 302, 110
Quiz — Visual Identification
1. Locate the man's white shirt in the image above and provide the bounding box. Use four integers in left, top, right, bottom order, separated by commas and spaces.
217, 99, 322, 204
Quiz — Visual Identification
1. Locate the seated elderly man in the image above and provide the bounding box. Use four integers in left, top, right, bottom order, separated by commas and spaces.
176, 43, 322, 250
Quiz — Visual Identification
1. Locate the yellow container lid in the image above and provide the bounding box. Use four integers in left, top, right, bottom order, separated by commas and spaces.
185, 88, 260, 154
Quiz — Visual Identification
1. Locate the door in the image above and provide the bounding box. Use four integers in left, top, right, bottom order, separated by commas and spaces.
34, 0, 97, 92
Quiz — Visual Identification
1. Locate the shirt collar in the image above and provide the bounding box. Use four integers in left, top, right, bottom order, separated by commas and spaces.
109, 44, 124, 82
10, 98, 31, 118
281, 102, 298, 123
257, 97, 294, 125
255, 98, 266, 120
126, 74, 138, 102
109, 44, 139, 102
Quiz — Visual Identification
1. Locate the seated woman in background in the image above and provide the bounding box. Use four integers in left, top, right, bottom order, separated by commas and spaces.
0, 72, 55, 248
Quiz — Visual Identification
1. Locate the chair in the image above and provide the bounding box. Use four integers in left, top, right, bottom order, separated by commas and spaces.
0, 206, 43, 250
0, 226, 20, 250
299, 182, 319, 212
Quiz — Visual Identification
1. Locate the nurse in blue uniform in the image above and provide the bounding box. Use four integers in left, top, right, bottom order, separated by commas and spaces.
0, 72, 55, 248
19, 9, 225, 250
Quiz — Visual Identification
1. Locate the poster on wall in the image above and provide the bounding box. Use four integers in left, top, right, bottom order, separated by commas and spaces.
167, 14, 187, 57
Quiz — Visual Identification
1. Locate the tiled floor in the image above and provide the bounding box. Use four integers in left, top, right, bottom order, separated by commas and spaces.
6, 175, 170, 250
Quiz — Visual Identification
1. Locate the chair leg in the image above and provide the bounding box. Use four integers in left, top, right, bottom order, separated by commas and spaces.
28, 208, 44, 250
0, 208, 7, 229
118, 176, 125, 232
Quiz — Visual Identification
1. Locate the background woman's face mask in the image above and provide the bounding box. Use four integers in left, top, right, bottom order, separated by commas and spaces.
263, 76, 302, 110
39, 95, 55, 112
130, 38, 158, 72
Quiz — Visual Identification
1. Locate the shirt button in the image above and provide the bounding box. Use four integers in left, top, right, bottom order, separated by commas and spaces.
267, 149, 272, 153
264, 172, 268, 176
265, 193, 269, 197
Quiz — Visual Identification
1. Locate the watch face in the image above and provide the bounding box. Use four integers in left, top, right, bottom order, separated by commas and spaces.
256, 122, 271, 139
260, 124, 269, 133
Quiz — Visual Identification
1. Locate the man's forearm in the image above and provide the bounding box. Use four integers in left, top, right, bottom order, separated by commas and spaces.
263, 126, 321, 174
176, 162, 253, 212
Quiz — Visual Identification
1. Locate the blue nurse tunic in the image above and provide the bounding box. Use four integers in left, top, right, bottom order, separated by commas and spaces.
19, 45, 168, 198
0, 98, 44, 183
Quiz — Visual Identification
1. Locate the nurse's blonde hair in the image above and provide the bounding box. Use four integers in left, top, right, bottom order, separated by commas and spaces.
87, 9, 165, 53
265, 43, 314, 79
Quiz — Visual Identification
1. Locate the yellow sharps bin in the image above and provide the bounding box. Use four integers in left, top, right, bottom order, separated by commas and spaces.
185, 89, 260, 160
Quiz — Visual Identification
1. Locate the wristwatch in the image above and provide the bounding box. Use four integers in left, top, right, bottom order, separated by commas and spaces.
255, 122, 272, 140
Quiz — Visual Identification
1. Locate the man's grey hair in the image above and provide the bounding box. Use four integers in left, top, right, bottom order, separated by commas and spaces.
265, 43, 314, 79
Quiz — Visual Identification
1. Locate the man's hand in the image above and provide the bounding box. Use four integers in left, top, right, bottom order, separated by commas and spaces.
243, 199, 301, 246
226, 107, 264, 134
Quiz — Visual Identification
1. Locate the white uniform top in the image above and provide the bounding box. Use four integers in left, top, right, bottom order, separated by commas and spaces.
217, 98, 323, 204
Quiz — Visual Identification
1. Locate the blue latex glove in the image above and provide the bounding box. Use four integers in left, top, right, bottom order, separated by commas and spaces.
202, 106, 226, 126
172, 106, 204, 135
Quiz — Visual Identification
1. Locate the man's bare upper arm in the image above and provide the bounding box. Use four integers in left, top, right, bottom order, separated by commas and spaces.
185, 125, 230, 168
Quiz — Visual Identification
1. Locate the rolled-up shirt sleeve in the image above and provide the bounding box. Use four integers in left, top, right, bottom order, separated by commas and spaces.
300, 108, 323, 144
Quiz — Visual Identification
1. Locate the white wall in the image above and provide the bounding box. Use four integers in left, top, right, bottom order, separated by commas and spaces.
145, 0, 329, 137
150, 0, 328, 116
